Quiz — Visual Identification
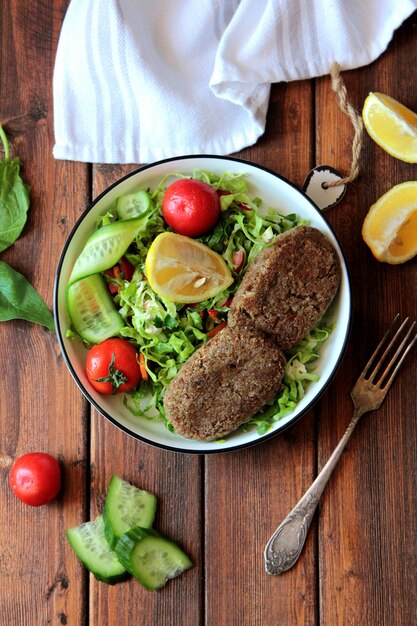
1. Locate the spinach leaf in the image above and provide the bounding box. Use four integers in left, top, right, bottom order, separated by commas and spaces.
0, 261, 55, 331
0, 126, 54, 332
0, 125, 30, 252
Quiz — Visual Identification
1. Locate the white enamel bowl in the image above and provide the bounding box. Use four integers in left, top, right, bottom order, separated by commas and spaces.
54, 155, 352, 454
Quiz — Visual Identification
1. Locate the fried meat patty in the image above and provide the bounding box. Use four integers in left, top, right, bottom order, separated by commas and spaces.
228, 225, 340, 349
163, 326, 286, 441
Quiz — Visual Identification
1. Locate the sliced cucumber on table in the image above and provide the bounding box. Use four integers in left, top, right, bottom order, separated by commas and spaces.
115, 526, 192, 591
116, 190, 152, 220
103, 475, 157, 549
66, 274, 124, 344
69, 215, 147, 285
66, 515, 127, 584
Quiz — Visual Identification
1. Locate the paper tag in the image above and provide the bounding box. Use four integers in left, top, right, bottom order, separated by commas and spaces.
302, 165, 347, 211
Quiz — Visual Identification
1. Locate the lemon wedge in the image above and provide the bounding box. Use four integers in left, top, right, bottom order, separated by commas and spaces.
145, 232, 234, 302
362, 92, 417, 162
362, 181, 417, 264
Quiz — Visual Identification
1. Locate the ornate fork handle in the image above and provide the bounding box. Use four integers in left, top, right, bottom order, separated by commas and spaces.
264, 408, 364, 575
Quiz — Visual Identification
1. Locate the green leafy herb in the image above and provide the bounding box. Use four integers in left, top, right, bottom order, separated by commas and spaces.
0, 125, 54, 331
0, 261, 55, 331
0, 125, 30, 252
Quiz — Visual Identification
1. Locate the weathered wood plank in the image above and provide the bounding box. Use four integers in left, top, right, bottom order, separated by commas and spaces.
316, 12, 417, 626
0, 2, 89, 625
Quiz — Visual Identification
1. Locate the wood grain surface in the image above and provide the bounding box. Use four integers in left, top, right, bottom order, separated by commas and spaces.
1, 2, 416, 625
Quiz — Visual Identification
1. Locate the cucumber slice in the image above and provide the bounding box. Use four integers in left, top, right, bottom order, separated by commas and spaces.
116, 190, 152, 220
67, 274, 124, 344
115, 527, 192, 591
69, 216, 147, 285
66, 515, 127, 584
103, 475, 157, 549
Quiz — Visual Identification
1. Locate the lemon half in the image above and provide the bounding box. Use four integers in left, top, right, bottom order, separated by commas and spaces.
145, 232, 234, 302
362, 181, 417, 264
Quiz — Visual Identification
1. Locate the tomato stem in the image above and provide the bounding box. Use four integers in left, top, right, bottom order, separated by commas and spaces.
92, 353, 127, 394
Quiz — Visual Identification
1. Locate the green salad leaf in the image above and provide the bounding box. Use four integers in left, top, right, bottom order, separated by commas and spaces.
0, 125, 30, 252
0, 124, 54, 331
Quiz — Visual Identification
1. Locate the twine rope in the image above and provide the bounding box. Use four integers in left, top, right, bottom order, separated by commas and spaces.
323, 62, 364, 189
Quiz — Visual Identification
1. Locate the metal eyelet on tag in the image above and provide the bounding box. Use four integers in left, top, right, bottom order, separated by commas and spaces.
302, 165, 347, 211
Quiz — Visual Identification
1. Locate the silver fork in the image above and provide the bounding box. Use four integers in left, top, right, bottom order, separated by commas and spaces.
264, 314, 417, 575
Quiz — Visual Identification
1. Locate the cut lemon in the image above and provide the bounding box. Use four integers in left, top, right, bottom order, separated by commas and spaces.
362, 92, 417, 162
145, 232, 234, 302
362, 181, 417, 264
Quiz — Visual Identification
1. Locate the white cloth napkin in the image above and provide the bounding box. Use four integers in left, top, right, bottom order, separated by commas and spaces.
53, 0, 417, 164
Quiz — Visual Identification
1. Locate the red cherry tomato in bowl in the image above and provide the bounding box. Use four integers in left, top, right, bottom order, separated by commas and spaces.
86, 338, 142, 395
9, 452, 61, 507
162, 178, 221, 237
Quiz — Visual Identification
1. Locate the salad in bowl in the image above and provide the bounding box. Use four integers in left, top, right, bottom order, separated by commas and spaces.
54, 155, 351, 453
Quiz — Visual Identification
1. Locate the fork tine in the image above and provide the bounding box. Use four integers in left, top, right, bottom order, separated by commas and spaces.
364, 315, 417, 389
379, 326, 417, 390
367, 316, 409, 383
361, 314, 401, 380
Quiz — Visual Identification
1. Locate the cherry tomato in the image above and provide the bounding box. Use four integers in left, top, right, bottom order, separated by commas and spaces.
9, 452, 61, 507
86, 338, 142, 395
162, 178, 221, 237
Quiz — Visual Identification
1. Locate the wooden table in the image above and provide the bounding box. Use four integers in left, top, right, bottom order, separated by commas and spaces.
1, 3, 417, 625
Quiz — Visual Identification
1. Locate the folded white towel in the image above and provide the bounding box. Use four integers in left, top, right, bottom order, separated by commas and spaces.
53, 0, 417, 164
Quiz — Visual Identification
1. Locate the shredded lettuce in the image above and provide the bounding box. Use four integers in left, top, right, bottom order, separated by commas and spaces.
91, 170, 332, 438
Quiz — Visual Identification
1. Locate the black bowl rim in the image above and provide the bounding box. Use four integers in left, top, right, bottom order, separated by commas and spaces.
54, 154, 352, 455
